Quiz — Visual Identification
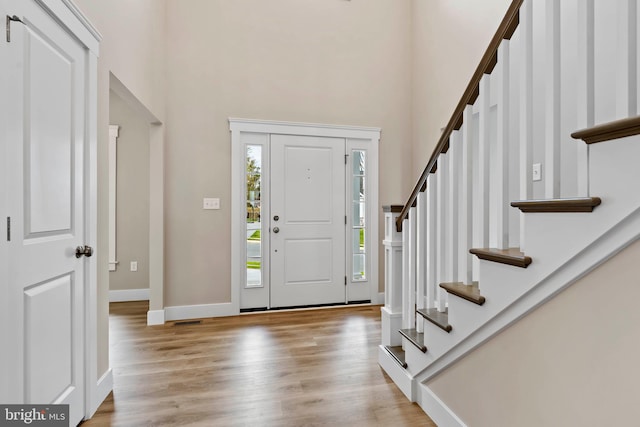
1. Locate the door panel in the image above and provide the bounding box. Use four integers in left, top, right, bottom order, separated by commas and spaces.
25, 29, 74, 235
24, 275, 74, 404
6, 3, 87, 424
270, 135, 345, 308
284, 239, 333, 283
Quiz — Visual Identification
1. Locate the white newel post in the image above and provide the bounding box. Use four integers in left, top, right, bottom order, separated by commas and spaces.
382, 206, 404, 347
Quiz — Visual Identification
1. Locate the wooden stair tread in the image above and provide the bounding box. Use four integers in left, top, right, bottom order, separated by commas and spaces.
399, 329, 427, 353
416, 308, 452, 333
439, 282, 485, 305
383, 345, 407, 368
571, 115, 640, 144
469, 247, 532, 268
511, 197, 601, 213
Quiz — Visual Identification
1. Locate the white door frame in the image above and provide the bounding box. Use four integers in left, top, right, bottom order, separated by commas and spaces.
229, 118, 381, 312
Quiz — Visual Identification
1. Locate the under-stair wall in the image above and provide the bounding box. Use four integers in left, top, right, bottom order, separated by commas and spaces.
380, 0, 640, 424
426, 237, 640, 427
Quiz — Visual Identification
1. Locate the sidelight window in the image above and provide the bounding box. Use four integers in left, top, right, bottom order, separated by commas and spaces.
246, 145, 262, 287
351, 150, 366, 281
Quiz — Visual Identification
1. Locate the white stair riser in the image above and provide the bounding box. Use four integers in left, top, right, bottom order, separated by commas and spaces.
402, 337, 435, 376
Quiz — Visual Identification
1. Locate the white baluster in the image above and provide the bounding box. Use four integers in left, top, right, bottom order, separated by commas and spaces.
594, 1, 618, 124
496, 42, 511, 249
545, 0, 561, 198
416, 191, 427, 333
448, 132, 460, 283
475, 77, 491, 252
577, 0, 594, 197
617, 0, 638, 118
382, 207, 403, 347
519, 0, 533, 240
436, 153, 449, 312
426, 173, 438, 310
402, 211, 416, 331
459, 106, 474, 285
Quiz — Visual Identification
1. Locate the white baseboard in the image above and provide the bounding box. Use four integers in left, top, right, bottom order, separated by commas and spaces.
420, 383, 467, 427
90, 368, 113, 417
109, 288, 149, 302
164, 302, 235, 322
147, 309, 165, 325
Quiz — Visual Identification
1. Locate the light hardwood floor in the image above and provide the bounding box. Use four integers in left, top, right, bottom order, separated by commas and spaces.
83, 302, 435, 426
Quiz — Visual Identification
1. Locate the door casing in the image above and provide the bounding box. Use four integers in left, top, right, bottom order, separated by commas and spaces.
230, 119, 381, 311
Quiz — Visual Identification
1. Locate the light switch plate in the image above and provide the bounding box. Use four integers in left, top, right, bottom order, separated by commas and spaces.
130, 261, 138, 272
203, 198, 220, 210
532, 163, 542, 182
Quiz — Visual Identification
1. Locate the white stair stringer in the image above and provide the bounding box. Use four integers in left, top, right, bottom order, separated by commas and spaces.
398, 135, 640, 420
377, 346, 413, 401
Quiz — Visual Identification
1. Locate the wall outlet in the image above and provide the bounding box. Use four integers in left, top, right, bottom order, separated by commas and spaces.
532, 163, 542, 182
130, 261, 138, 272
203, 198, 220, 210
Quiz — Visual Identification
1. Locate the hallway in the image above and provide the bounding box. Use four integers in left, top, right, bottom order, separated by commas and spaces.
84, 302, 434, 426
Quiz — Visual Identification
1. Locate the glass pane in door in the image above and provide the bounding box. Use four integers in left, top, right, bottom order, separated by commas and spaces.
246, 145, 262, 287
351, 150, 366, 281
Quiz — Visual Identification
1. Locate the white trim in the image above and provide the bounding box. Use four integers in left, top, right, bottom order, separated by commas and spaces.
229, 118, 381, 137
164, 303, 236, 322
377, 292, 385, 305
0, 0, 9, 402
108, 125, 119, 272
33, 0, 101, 53
230, 118, 381, 313
109, 288, 149, 302
378, 345, 414, 401
84, 49, 99, 421
147, 309, 165, 326
90, 369, 113, 417
419, 384, 467, 427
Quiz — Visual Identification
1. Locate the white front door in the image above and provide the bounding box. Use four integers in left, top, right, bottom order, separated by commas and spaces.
270, 135, 346, 308
5, 3, 88, 424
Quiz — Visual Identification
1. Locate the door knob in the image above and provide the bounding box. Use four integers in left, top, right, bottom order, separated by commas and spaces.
273, 227, 280, 234
75, 245, 93, 258
273, 215, 279, 221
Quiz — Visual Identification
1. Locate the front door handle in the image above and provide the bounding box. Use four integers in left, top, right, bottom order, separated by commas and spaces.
273, 227, 280, 234
75, 245, 93, 258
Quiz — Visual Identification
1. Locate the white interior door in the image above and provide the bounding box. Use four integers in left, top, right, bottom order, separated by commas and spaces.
5, 3, 88, 424
270, 135, 346, 308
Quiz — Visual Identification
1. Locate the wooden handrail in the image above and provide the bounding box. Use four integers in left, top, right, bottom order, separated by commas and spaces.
395, 0, 524, 232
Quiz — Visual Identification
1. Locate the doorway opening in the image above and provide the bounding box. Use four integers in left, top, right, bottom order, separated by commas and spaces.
108, 73, 165, 325
230, 119, 381, 312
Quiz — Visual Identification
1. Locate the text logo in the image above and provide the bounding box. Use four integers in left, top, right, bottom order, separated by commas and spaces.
0, 405, 68, 426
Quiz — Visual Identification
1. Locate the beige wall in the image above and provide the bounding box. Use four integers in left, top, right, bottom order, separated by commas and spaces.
109, 92, 150, 291
411, 0, 512, 180
163, 0, 413, 305
428, 238, 640, 426
72, 0, 517, 378
72, 0, 166, 378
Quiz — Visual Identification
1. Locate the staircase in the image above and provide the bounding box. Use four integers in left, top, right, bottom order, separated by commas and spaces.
379, 0, 640, 425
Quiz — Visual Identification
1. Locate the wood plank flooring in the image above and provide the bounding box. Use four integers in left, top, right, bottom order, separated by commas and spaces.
83, 302, 435, 426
